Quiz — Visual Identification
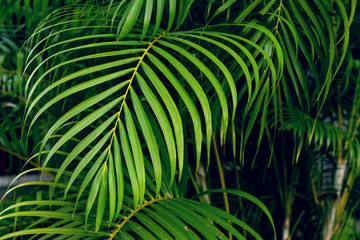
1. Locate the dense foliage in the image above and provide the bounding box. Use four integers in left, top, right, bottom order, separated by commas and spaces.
0, 0, 359, 239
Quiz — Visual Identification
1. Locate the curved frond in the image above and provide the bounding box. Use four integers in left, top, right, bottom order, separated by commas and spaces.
0, 182, 272, 240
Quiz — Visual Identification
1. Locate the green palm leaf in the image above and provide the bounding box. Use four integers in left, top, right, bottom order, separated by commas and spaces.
4, 0, 356, 239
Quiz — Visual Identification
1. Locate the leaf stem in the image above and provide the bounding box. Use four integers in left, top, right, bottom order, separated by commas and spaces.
211, 133, 232, 240
102, 33, 165, 170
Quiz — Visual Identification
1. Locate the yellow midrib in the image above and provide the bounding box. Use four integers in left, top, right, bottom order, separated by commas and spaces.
109, 195, 172, 239
102, 33, 165, 172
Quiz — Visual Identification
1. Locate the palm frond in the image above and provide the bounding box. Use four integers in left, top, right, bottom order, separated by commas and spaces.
19, 3, 287, 228
1, 179, 274, 240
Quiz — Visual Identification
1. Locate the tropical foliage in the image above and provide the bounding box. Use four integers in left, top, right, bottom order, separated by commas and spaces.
0, 0, 359, 239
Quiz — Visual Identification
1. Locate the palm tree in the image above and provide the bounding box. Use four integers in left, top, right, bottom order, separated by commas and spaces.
0, 0, 359, 239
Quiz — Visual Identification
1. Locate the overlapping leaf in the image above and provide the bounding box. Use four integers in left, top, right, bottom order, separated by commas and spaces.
0, 181, 275, 240
3, 0, 356, 238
